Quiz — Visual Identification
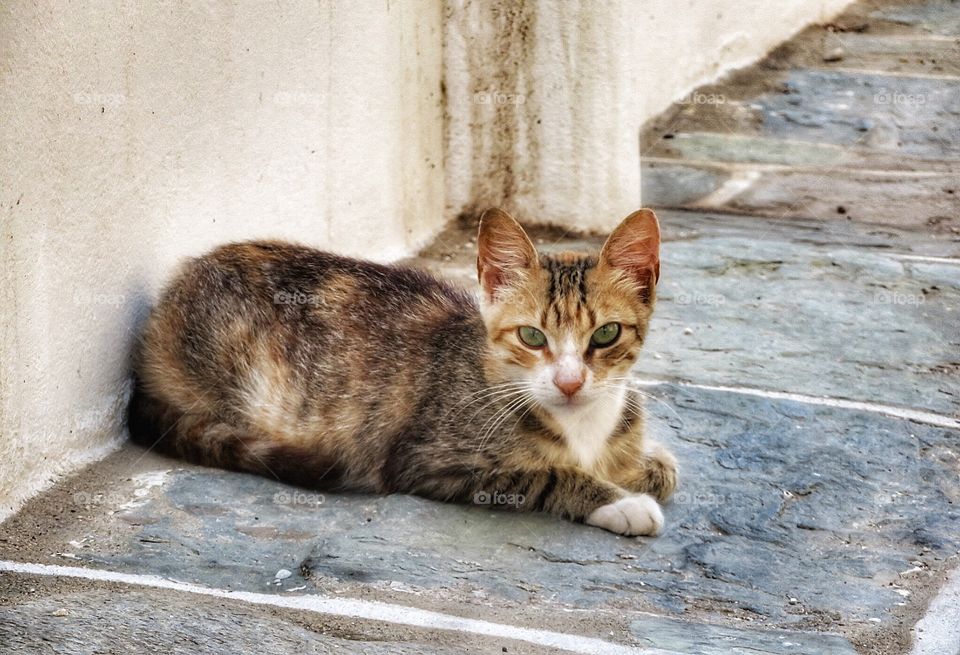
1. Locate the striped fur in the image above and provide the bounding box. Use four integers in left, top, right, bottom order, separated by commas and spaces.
128, 208, 677, 535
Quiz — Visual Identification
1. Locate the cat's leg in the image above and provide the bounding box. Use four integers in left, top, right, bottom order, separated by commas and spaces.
614, 441, 678, 503
397, 465, 663, 536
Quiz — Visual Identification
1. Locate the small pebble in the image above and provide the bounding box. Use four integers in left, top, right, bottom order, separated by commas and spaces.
50, 608, 69, 617
274, 568, 293, 580
823, 47, 844, 62
789, 597, 799, 605
683, 327, 693, 335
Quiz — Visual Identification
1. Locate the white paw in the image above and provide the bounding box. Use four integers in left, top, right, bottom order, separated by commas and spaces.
586, 494, 663, 536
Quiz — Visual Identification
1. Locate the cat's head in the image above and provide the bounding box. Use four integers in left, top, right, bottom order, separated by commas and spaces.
476, 208, 660, 418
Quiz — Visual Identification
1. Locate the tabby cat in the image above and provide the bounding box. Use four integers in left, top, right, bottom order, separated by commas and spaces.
128, 208, 677, 535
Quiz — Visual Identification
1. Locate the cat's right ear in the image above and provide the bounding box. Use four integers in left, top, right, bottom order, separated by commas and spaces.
477, 208, 538, 303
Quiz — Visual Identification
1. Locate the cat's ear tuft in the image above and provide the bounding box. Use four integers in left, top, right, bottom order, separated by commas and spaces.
477, 208, 538, 302
599, 209, 661, 301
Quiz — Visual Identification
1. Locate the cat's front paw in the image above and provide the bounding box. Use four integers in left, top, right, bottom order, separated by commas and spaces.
622, 444, 678, 502
586, 494, 663, 536
647, 445, 678, 502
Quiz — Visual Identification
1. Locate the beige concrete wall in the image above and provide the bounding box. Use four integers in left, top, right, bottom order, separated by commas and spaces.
0, 0, 444, 521
444, 0, 854, 232
635, 0, 855, 120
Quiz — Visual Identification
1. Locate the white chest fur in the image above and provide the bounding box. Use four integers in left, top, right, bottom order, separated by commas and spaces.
553, 387, 627, 470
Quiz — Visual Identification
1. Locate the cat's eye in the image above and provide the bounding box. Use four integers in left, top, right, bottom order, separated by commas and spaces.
590, 322, 621, 348
518, 326, 547, 348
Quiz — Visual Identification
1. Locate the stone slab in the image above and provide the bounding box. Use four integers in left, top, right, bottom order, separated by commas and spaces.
768, 29, 960, 77
646, 69, 960, 163
642, 158, 960, 231
642, 211, 960, 416
644, 132, 955, 171
1, 384, 955, 654
652, 133, 849, 167
629, 614, 859, 655
0, 582, 466, 655
640, 162, 730, 207
725, 167, 960, 230
756, 69, 960, 160
868, 0, 960, 36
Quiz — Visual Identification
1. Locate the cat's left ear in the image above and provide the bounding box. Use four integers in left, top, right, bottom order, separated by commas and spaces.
477, 208, 538, 303
599, 209, 661, 301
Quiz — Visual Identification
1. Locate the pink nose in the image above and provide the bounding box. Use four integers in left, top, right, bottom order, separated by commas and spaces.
554, 374, 584, 398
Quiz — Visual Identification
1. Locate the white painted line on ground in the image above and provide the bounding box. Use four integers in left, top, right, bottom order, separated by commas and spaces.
909, 567, 960, 655
634, 380, 960, 430
641, 156, 952, 177
826, 67, 960, 81
853, 34, 960, 43
0, 560, 676, 655
891, 254, 960, 266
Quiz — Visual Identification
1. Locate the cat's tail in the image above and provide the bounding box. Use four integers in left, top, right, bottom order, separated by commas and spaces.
126, 379, 176, 453
126, 379, 260, 470
126, 379, 346, 489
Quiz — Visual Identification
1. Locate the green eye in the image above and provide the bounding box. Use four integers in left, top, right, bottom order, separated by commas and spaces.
518, 326, 547, 348
590, 322, 621, 347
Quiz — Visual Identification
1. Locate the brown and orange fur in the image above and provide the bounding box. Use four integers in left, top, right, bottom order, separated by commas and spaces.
128, 208, 677, 535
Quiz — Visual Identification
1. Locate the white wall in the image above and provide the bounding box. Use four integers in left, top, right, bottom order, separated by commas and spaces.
634, 0, 854, 120
0, 0, 443, 521
444, 1, 645, 232
1, 0, 852, 522
444, 0, 854, 232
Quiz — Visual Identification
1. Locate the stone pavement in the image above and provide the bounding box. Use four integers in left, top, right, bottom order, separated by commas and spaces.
1, 1, 958, 653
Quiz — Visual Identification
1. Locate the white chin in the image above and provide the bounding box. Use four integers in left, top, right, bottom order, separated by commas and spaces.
548, 395, 593, 412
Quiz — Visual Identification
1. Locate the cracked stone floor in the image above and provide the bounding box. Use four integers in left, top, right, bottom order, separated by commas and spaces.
1, 0, 958, 653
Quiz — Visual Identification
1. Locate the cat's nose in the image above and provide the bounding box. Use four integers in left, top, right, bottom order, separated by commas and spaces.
553, 372, 584, 398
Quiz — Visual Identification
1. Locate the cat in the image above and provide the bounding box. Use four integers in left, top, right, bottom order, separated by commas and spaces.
127, 208, 677, 536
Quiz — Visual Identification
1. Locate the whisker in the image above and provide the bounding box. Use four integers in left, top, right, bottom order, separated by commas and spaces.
596, 383, 668, 428
601, 378, 682, 421
442, 383, 532, 423
600, 385, 653, 422
464, 389, 532, 425
475, 393, 532, 453
450, 382, 532, 410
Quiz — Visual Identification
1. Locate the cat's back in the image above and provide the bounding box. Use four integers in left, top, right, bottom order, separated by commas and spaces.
131, 240, 487, 489
138, 239, 483, 414
168, 239, 471, 311
152, 239, 478, 333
